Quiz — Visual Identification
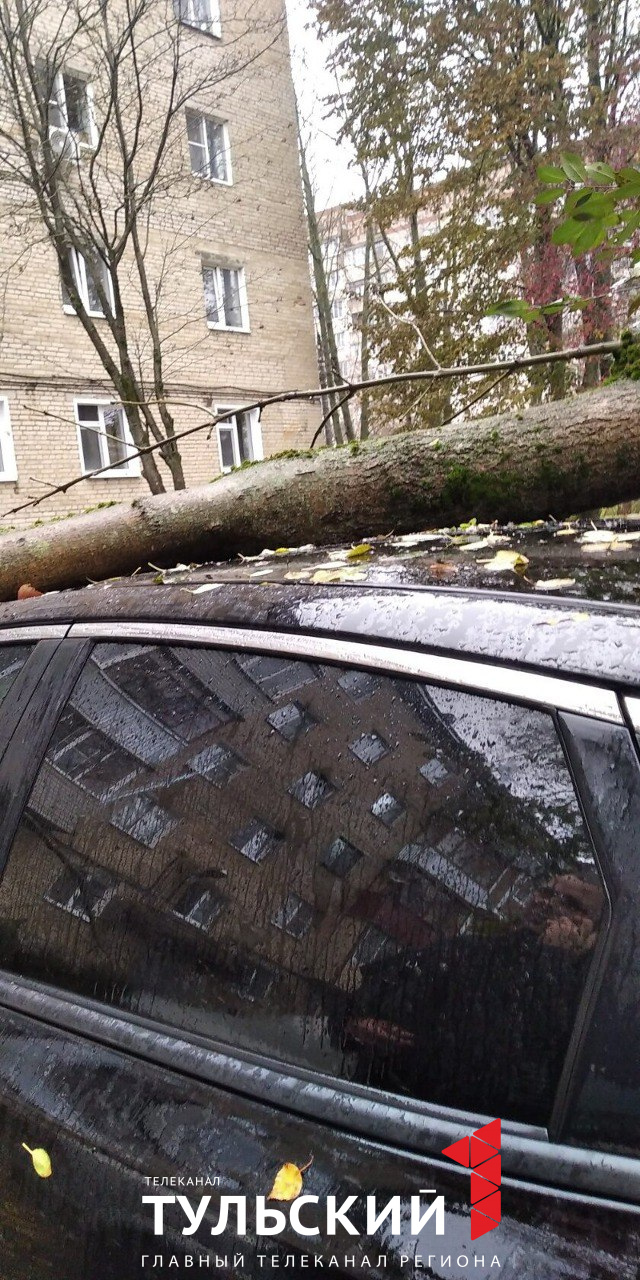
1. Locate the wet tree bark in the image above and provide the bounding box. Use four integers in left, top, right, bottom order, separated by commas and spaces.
1, 380, 639, 600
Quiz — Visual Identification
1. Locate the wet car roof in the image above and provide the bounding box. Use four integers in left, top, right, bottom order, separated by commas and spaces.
2, 521, 640, 689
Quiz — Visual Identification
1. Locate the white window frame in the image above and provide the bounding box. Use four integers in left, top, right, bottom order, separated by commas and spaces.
215, 404, 263, 473
175, 0, 221, 38
203, 264, 250, 332
48, 70, 96, 154
74, 397, 141, 479
62, 249, 115, 318
186, 109, 232, 184
0, 399, 18, 482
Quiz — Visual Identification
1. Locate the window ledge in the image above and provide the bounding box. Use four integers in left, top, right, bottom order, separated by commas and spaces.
193, 173, 233, 188
0, 474, 17, 483
179, 18, 222, 38
207, 321, 251, 334
83, 470, 140, 481
63, 304, 108, 319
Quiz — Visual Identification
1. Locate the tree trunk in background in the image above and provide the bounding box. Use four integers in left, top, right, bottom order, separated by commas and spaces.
1, 381, 639, 599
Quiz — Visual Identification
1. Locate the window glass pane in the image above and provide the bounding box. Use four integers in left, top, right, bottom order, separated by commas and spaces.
63, 74, 90, 142
218, 425, 236, 470
186, 111, 207, 175
236, 412, 254, 463
222, 268, 243, 328
77, 403, 103, 471
103, 407, 129, 469
205, 119, 227, 180
0, 646, 604, 1127
84, 255, 107, 316
203, 267, 221, 325
0, 646, 34, 704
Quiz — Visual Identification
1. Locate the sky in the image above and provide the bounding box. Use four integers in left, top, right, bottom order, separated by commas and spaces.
285, 0, 362, 210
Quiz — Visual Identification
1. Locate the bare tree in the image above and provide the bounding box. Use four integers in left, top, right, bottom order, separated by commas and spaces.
0, 0, 284, 492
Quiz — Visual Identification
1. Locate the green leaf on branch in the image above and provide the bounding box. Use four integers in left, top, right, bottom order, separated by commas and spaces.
486, 298, 540, 320
573, 221, 607, 253
537, 164, 566, 183
584, 162, 616, 185
535, 187, 564, 205
560, 152, 588, 183
552, 219, 585, 246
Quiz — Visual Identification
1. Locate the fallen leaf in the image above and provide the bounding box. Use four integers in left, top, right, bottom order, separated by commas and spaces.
554, 527, 579, 537
459, 535, 510, 551
274, 547, 291, 555
534, 578, 576, 592
579, 530, 640, 550
428, 562, 458, 577
268, 1158, 313, 1202
187, 584, 223, 595
346, 543, 373, 559
17, 584, 42, 599
311, 567, 367, 583
480, 550, 529, 572
22, 1144, 52, 1178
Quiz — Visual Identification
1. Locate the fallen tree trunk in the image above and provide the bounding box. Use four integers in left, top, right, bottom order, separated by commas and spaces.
1, 379, 639, 600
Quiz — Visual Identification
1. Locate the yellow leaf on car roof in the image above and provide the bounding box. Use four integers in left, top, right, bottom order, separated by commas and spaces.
22, 1144, 52, 1178
480, 550, 529, 572
268, 1158, 312, 1202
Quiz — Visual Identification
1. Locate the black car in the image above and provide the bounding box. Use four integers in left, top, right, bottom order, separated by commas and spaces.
0, 528, 639, 1279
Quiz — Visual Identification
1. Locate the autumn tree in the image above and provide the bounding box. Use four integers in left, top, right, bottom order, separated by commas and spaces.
312, 0, 640, 425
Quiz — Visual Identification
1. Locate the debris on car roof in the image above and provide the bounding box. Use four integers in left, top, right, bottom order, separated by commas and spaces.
134, 519, 640, 606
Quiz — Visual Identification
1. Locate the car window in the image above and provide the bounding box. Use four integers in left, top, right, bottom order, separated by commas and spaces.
0, 645, 35, 705
0, 642, 605, 1129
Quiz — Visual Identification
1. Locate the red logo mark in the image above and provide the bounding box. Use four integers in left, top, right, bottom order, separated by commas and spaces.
442, 1118, 501, 1241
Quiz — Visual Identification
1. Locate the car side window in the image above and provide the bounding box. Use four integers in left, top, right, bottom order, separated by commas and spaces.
0, 645, 36, 704
0, 642, 605, 1129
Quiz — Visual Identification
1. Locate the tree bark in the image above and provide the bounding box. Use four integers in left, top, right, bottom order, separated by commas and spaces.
1, 380, 639, 601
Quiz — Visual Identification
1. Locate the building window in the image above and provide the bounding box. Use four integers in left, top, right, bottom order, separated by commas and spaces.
203, 265, 249, 331
229, 817, 282, 863
371, 791, 405, 826
215, 406, 262, 472
289, 771, 335, 809
350, 732, 389, 766
44, 867, 116, 922
186, 110, 230, 183
272, 892, 314, 939
74, 400, 140, 477
46, 70, 95, 152
173, 881, 226, 930
62, 248, 114, 317
267, 702, 316, 743
331, 297, 345, 320
0, 399, 17, 482
174, 0, 221, 36
321, 836, 364, 878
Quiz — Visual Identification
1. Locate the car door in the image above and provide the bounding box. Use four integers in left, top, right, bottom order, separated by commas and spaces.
0, 621, 638, 1279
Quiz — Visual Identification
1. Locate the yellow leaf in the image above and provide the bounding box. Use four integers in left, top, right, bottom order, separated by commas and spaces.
480, 550, 529, 572
22, 1144, 52, 1178
274, 547, 291, 555
268, 1163, 304, 1202
346, 544, 373, 559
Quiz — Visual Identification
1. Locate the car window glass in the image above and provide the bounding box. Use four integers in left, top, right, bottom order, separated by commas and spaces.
0, 645, 35, 705
0, 643, 604, 1128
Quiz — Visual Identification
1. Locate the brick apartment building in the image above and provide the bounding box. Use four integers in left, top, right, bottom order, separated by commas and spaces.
0, 0, 319, 526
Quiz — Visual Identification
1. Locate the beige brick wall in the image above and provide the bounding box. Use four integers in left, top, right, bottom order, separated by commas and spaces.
0, 0, 320, 530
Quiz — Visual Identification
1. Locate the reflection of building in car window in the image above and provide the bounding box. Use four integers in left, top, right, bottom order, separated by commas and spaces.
0, 646, 605, 1130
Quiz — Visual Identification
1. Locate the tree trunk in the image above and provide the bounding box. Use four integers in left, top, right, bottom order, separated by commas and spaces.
1, 380, 639, 601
